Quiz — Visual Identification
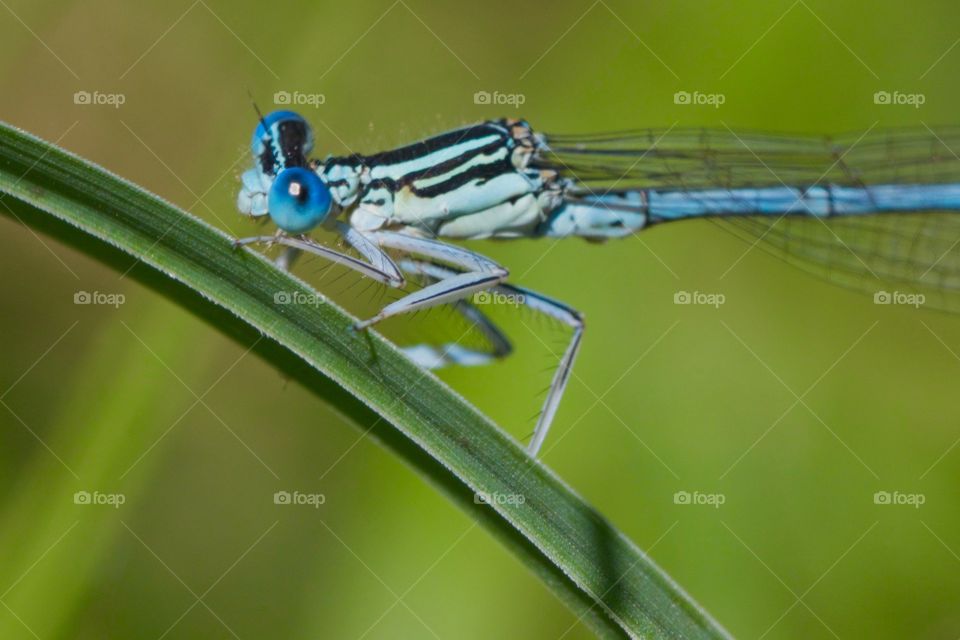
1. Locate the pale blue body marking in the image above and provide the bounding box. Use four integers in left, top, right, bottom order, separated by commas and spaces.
539, 184, 960, 238
647, 183, 960, 220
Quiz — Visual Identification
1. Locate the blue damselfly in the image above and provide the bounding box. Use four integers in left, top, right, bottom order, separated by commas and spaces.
236, 111, 960, 455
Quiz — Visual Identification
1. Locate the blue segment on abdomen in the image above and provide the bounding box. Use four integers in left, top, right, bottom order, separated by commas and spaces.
542, 183, 960, 239
649, 183, 960, 222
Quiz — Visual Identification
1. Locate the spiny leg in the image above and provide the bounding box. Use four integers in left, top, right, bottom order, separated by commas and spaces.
392, 257, 584, 457
354, 231, 509, 330
513, 287, 584, 456
235, 224, 404, 287
396, 259, 512, 369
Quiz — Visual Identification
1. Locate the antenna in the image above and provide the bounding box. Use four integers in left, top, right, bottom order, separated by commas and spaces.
247, 89, 270, 143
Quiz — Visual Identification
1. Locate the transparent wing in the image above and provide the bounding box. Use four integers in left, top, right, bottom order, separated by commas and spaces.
715, 213, 960, 313
539, 127, 960, 313
540, 127, 960, 190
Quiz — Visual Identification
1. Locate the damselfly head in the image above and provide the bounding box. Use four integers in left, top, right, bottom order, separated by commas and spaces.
251, 110, 315, 176
267, 166, 332, 233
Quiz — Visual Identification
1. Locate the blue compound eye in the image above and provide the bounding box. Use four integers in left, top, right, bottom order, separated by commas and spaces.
267, 167, 332, 234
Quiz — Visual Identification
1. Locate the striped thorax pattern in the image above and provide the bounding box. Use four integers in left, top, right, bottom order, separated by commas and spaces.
319, 119, 560, 238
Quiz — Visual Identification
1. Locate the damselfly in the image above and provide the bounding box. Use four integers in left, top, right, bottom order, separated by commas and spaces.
236, 111, 960, 455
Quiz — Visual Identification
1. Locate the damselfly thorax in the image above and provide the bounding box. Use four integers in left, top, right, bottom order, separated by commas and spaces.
236, 110, 960, 456
318, 119, 563, 239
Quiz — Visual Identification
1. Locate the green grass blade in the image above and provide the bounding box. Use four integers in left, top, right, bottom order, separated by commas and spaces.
0, 121, 732, 640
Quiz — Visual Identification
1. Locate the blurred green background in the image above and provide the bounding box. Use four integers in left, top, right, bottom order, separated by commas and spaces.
2, 1, 960, 638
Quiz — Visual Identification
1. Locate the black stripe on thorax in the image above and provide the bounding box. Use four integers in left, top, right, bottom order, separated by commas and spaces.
364, 152, 516, 199
324, 121, 520, 202
409, 155, 516, 198
362, 122, 510, 167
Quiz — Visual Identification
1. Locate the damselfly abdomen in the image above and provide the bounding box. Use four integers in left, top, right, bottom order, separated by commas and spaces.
236, 111, 960, 455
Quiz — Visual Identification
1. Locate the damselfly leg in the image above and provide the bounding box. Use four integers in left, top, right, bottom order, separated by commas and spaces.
396, 258, 513, 370
234, 223, 405, 287
236, 225, 578, 453
504, 285, 584, 456
352, 231, 510, 330
382, 255, 583, 456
